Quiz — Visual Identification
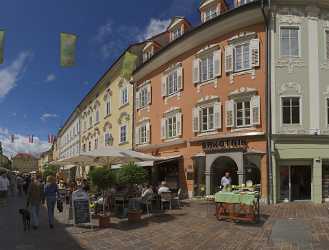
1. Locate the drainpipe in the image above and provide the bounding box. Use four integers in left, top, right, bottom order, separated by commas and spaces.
261, 0, 273, 204
130, 77, 136, 151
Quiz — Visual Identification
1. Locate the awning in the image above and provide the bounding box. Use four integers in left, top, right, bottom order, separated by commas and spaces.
156, 155, 182, 164
111, 161, 154, 170
61, 165, 76, 170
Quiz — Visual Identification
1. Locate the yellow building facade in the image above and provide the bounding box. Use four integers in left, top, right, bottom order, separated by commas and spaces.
79, 46, 143, 154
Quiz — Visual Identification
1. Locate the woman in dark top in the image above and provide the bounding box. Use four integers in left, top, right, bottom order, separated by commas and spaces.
44, 175, 59, 228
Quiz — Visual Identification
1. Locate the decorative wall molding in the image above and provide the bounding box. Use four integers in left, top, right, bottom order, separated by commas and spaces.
276, 58, 306, 73
279, 82, 302, 95
118, 112, 130, 124
228, 32, 257, 44
229, 87, 257, 97
197, 95, 219, 104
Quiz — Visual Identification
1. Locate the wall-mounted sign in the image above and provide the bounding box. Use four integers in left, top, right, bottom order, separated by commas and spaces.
202, 139, 247, 153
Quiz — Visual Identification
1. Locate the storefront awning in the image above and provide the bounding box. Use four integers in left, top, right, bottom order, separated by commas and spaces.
156, 155, 182, 164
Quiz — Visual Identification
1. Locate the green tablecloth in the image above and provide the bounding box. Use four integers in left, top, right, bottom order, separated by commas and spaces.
215, 192, 256, 205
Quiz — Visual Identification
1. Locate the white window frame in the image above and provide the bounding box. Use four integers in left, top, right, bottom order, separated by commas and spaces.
166, 114, 177, 139
139, 124, 147, 145
199, 105, 215, 132
171, 27, 182, 41
120, 86, 128, 106
279, 25, 301, 58
166, 70, 179, 96
234, 42, 251, 72
105, 97, 111, 117
204, 5, 217, 22
235, 100, 251, 128
280, 95, 302, 126
143, 50, 153, 62
95, 108, 99, 124
199, 53, 214, 82
326, 97, 329, 128
119, 125, 128, 144
138, 85, 148, 108
104, 132, 113, 147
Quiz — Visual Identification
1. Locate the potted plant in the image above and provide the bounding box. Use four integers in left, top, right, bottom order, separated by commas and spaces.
89, 167, 114, 228
117, 162, 147, 222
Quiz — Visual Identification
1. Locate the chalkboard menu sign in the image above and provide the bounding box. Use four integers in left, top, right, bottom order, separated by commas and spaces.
72, 190, 90, 225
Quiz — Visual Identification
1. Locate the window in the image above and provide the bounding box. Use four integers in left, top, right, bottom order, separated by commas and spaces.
120, 125, 127, 143
236, 101, 251, 127
200, 53, 214, 82
139, 124, 147, 144
325, 30, 329, 60
84, 120, 87, 131
200, 106, 214, 132
238, 0, 253, 6
167, 115, 177, 138
282, 97, 300, 125
105, 98, 111, 116
95, 109, 99, 123
94, 138, 98, 150
120, 87, 128, 106
139, 86, 148, 108
234, 43, 251, 72
327, 98, 329, 126
104, 132, 113, 146
204, 6, 217, 22
167, 71, 178, 96
89, 116, 92, 128
88, 141, 91, 151
171, 27, 182, 40
280, 27, 299, 57
143, 50, 153, 62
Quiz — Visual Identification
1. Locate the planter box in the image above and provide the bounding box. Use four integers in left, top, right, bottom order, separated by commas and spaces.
128, 210, 142, 223
98, 215, 111, 228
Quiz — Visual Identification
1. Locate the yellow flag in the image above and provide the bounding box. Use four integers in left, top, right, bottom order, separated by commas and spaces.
60, 33, 77, 67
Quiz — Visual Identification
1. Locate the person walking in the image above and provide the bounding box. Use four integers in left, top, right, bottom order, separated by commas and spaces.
44, 175, 59, 229
0, 172, 10, 207
27, 175, 44, 230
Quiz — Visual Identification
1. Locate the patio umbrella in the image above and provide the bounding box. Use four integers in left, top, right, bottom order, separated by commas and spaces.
0, 167, 9, 173
81, 146, 161, 168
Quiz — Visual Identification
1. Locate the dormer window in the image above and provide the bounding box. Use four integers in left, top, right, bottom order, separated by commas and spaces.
143, 50, 153, 63
204, 6, 217, 22
235, 0, 253, 7
171, 27, 182, 41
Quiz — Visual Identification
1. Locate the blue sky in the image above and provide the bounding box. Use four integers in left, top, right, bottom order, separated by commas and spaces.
0, 0, 203, 157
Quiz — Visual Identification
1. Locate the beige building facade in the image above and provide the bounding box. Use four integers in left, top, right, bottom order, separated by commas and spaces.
12, 153, 38, 173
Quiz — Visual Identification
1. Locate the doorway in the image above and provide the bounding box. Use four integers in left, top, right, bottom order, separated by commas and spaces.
280, 165, 311, 201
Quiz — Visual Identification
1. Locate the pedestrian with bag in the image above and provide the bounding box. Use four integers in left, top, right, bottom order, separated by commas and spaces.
27, 175, 44, 230
44, 175, 59, 229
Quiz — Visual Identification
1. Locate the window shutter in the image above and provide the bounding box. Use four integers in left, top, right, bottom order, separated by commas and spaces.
251, 95, 260, 125
135, 127, 140, 145
250, 38, 260, 67
177, 66, 183, 90
192, 107, 200, 132
193, 58, 200, 84
176, 112, 182, 136
161, 118, 166, 139
147, 84, 152, 105
225, 100, 235, 127
161, 75, 167, 97
135, 90, 140, 110
225, 45, 233, 73
214, 102, 222, 129
213, 49, 222, 77
146, 122, 151, 143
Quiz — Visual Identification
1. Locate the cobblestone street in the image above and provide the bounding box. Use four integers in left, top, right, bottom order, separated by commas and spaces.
1, 195, 329, 250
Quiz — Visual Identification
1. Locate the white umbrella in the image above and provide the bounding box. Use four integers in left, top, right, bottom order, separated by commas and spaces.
81, 146, 161, 167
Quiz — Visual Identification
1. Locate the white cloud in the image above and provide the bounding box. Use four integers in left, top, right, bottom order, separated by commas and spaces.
0, 51, 32, 99
93, 18, 170, 60
45, 73, 56, 82
40, 113, 58, 122
0, 128, 50, 158
138, 18, 171, 41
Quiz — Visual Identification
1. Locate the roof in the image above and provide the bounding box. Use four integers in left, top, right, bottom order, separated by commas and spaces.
14, 153, 37, 160
134, 0, 263, 76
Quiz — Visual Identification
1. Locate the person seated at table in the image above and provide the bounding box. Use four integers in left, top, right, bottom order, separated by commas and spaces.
141, 185, 153, 200
220, 172, 232, 191
158, 181, 170, 195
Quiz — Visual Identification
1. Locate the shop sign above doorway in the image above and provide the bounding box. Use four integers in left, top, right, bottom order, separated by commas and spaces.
202, 139, 247, 153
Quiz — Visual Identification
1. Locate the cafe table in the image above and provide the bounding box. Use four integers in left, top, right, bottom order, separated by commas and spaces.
214, 191, 260, 223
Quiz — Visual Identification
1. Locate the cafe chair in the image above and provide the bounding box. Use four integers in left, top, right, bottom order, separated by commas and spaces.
160, 192, 172, 210
141, 194, 153, 215
171, 188, 182, 208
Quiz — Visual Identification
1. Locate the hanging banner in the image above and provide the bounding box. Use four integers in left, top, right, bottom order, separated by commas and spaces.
121, 51, 137, 80
60, 33, 77, 67
0, 30, 4, 64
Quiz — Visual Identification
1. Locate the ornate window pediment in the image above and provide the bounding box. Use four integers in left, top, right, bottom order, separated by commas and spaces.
118, 112, 130, 124
279, 82, 302, 95
229, 87, 257, 97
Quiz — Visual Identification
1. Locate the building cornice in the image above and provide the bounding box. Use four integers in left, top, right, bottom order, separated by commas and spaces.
133, 1, 264, 82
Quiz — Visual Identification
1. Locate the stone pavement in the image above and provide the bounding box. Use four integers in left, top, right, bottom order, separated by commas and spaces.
1, 195, 329, 250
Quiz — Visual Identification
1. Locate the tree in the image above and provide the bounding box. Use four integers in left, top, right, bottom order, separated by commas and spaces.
117, 162, 147, 187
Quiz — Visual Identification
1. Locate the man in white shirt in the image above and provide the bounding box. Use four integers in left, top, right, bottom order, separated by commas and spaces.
0, 173, 10, 206
158, 181, 170, 195
220, 172, 232, 190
